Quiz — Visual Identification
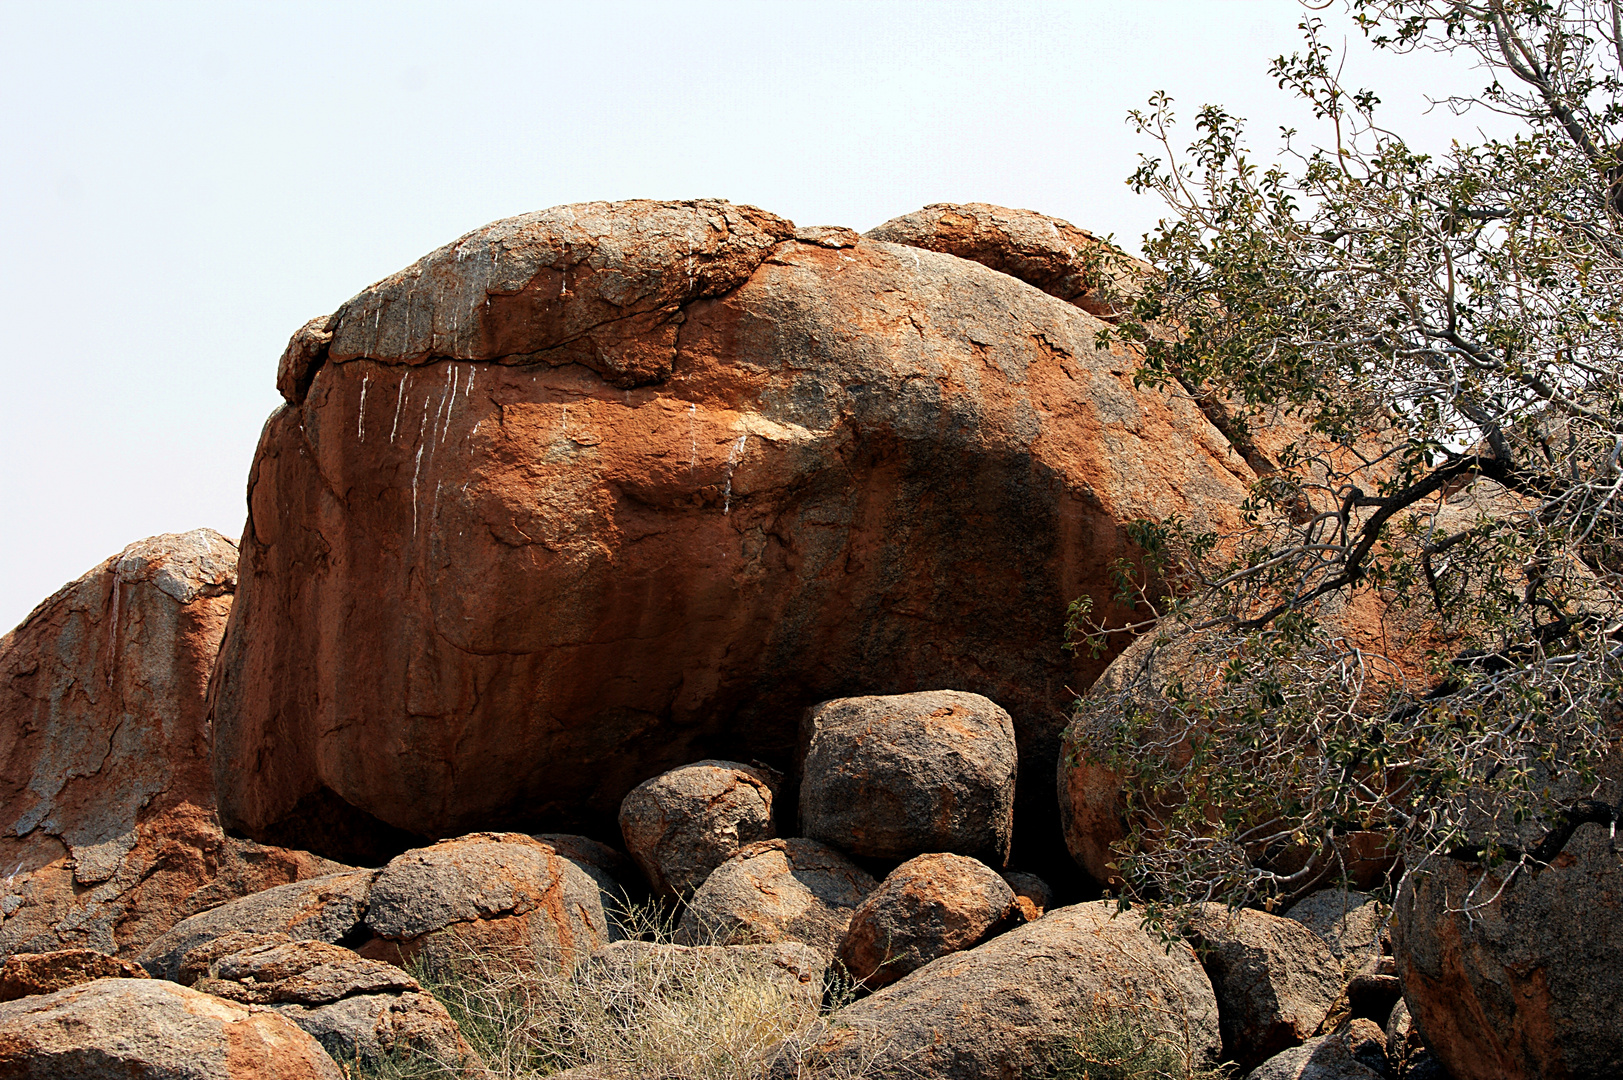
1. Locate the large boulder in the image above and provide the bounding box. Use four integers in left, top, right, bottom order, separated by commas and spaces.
189, 938, 475, 1070
359, 832, 608, 968
208, 198, 1257, 870
676, 838, 875, 957
1185, 904, 1344, 1070
0, 977, 343, 1078
786, 900, 1221, 1079
1393, 820, 1623, 1080
618, 760, 776, 898
799, 690, 1017, 864
137, 868, 376, 982
0, 532, 346, 959
837, 852, 1014, 988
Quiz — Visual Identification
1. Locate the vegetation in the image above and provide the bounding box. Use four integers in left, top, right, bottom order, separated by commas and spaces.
1027, 1010, 1234, 1080
1071, 0, 1623, 913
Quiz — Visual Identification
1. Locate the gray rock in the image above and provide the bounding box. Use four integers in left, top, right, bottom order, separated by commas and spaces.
187, 938, 473, 1071
1001, 871, 1053, 922
136, 869, 376, 982
360, 832, 607, 969
838, 853, 1014, 988
1186, 903, 1344, 1071
0, 976, 343, 1078
618, 761, 776, 898
1394, 821, 1623, 1080
784, 901, 1221, 1079
799, 691, 1017, 864
1245, 1019, 1388, 1080
1286, 890, 1387, 968
676, 838, 875, 958
1386, 999, 1449, 1080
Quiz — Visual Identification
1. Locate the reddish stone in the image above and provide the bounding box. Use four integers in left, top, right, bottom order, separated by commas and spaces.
0, 949, 148, 1001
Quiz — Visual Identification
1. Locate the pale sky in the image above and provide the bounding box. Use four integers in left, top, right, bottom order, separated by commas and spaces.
0, 1, 1504, 632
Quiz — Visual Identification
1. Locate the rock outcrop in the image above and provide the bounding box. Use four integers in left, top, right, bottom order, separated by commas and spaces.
676, 838, 874, 957
1393, 820, 1623, 1080
0, 531, 346, 959
837, 852, 1014, 988
0, 948, 148, 1001
0, 977, 343, 1078
189, 938, 475, 1070
788, 901, 1221, 1079
799, 691, 1017, 864
618, 760, 775, 898
1185, 904, 1343, 1071
359, 832, 608, 968
209, 198, 1258, 871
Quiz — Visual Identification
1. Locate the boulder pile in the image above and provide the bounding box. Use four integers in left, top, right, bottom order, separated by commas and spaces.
0, 197, 1609, 1077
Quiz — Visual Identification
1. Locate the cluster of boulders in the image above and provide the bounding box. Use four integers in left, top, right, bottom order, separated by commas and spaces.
2, 198, 1616, 1078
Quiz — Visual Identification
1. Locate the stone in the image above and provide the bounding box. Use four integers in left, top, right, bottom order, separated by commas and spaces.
784, 901, 1221, 1079
1001, 871, 1053, 922
1185, 904, 1344, 1071
0, 948, 148, 1001
533, 833, 636, 888
1393, 820, 1623, 1080
0, 976, 342, 1078
864, 201, 1148, 320
359, 832, 607, 969
209, 199, 1259, 873
0, 531, 347, 960
188, 938, 474, 1070
137, 868, 376, 982
587, 939, 827, 1012
799, 691, 1017, 864
1244, 1019, 1388, 1080
618, 760, 775, 898
1386, 999, 1449, 1080
676, 838, 875, 957
1285, 890, 1387, 970
837, 853, 1014, 988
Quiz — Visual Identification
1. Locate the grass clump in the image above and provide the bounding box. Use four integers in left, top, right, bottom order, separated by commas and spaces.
1026, 1010, 1235, 1080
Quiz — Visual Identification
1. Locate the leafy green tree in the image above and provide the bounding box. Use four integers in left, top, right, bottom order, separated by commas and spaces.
1070, 0, 1623, 912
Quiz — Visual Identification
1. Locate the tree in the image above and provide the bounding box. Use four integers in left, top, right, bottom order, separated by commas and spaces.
1068, 0, 1623, 913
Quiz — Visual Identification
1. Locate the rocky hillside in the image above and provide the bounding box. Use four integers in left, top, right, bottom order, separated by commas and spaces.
0, 200, 1614, 1079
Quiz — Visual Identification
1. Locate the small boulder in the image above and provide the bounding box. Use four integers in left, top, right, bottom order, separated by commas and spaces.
1386, 999, 1449, 1080
618, 761, 776, 898
137, 868, 377, 982
1285, 890, 1387, 969
676, 838, 875, 958
0, 948, 148, 1001
188, 938, 475, 1070
1001, 871, 1053, 922
785, 901, 1221, 1079
0, 976, 342, 1078
838, 853, 1014, 988
360, 832, 608, 968
1244, 1018, 1388, 1080
1185, 904, 1344, 1070
799, 691, 1016, 864
588, 939, 827, 1012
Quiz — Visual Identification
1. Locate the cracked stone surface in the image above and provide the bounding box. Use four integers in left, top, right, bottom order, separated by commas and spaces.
618, 759, 776, 898
0, 532, 345, 961
210, 198, 1261, 865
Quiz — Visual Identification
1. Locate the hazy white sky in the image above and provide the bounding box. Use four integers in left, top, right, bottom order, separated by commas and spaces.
0, 1, 1505, 631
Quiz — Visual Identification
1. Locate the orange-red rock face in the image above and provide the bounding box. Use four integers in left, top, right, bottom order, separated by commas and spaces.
211, 199, 1259, 865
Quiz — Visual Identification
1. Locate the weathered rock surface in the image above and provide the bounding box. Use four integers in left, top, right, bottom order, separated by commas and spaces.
587, 939, 827, 1012
618, 760, 775, 898
1001, 871, 1053, 922
676, 838, 875, 957
787, 901, 1221, 1079
210, 198, 1258, 870
137, 869, 375, 982
359, 833, 607, 968
1244, 1019, 1388, 1080
800, 691, 1017, 864
865, 201, 1148, 320
1285, 890, 1387, 969
837, 853, 1014, 988
1386, 999, 1448, 1080
1393, 820, 1623, 1080
0, 531, 345, 959
534, 833, 635, 889
1186, 904, 1343, 1070
189, 938, 474, 1069
0, 948, 148, 1001
0, 976, 343, 1078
